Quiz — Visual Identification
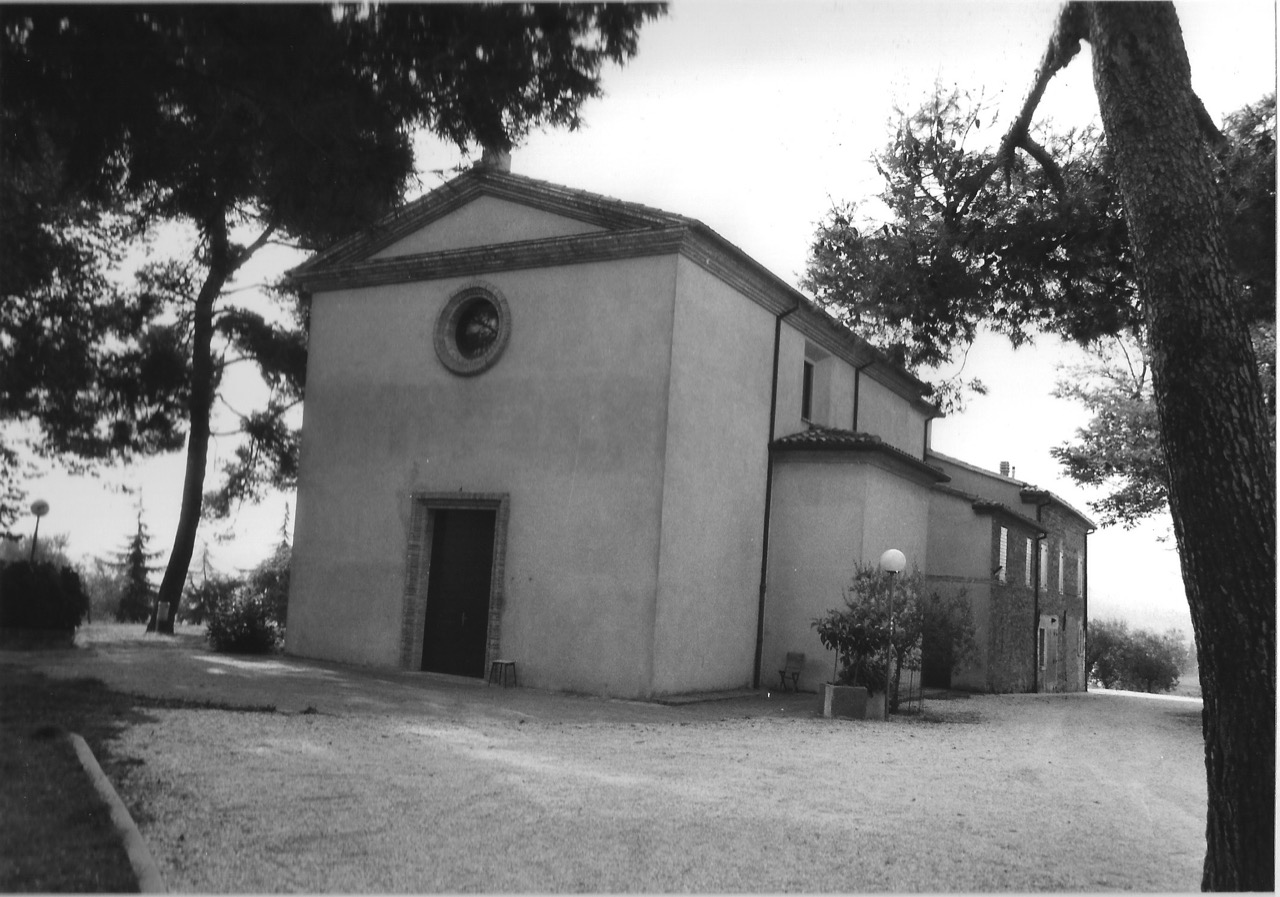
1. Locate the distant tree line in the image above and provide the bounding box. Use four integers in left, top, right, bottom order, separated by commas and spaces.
1087, 617, 1192, 694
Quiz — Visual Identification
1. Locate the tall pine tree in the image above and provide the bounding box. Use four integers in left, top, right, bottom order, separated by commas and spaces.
112, 508, 162, 624
1, 4, 666, 632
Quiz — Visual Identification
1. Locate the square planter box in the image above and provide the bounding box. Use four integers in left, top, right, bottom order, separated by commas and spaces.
822, 683, 886, 720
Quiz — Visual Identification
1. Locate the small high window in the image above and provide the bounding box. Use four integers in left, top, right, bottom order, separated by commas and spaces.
801, 359, 815, 423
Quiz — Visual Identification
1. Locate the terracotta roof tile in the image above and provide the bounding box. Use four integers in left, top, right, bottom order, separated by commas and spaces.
771, 427, 948, 482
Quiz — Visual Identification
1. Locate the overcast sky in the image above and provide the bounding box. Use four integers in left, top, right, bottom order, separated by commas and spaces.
24, 1, 1276, 635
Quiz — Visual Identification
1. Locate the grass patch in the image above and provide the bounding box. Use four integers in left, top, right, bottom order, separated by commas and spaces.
0, 667, 147, 892
0, 663, 277, 892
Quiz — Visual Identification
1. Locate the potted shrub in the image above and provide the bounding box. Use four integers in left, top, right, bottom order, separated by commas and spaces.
812, 589, 891, 720
814, 562, 932, 719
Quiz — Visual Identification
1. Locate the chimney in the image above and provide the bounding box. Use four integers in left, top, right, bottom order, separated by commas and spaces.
476, 146, 512, 173
999, 461, 1011, 477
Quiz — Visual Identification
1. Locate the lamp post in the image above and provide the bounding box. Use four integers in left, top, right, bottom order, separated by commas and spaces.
879, 548, 906, 715
29, 500, 49, 563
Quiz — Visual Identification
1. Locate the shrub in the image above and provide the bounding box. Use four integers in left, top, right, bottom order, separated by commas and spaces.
813, 596, 891, 692
813, 564, 927, 694
815, 564, 978, 708
0, 561, 90, 630
181, 572, 241, 626
1088, 617, 1190, 693
204, 585, 282, 654
246, 543, 289, 628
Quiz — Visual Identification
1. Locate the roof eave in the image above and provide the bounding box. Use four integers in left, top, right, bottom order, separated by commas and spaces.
771, 435, 949, 484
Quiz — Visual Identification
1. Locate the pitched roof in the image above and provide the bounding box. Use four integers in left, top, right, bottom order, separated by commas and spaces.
931, 484, 1047, 534
1018, 488, 1097, 531
926, 449, 1096, 530
286, 166, 939, 414
771, 427, 949, 482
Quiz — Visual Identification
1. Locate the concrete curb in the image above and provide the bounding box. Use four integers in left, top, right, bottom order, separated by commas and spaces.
67, 733, 166, 893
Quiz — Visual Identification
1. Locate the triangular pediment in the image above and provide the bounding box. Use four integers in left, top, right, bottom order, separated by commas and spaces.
369, 194, 606, 259
292, 168, 693, 274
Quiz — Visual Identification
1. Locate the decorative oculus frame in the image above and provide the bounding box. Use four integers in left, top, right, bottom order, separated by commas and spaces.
433, 281, 512, 376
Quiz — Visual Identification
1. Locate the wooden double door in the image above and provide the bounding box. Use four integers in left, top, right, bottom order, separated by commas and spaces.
421, 508, 496, 678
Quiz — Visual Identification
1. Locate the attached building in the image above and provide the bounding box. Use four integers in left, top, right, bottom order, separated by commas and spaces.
926, 451, 1095, 693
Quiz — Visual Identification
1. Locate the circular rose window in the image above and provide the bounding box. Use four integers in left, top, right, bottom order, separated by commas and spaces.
434, 283, 512, 375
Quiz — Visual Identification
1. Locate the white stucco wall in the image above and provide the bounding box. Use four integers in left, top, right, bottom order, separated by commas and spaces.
926, 493, 989, 583
828, 356, 857, 430
858, 374, 928, 457
288, 253, 680, 696
773, 326, 808, 439
926, 491, 993, 690
649, 258, 776, 695
761, 455, 932, 693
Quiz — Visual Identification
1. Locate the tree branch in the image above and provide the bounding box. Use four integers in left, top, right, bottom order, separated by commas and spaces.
958, 1, 1089, 215
1191, 91, 1229, 150
230, 218, 280, 273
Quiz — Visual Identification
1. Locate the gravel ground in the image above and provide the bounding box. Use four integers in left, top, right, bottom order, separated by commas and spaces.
8, 624, 1206, 892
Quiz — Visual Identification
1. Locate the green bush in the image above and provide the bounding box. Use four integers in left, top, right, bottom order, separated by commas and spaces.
246, 543, 289, 628
181, 572, 241, 626
814, 564, 978, 708
0, 561, 90, 630
1088, 618, 1191, 693
204, 585, 282, 654
813, 564, 919, 693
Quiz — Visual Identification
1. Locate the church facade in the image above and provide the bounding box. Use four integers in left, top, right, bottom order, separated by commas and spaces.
284, 159, 1089, 698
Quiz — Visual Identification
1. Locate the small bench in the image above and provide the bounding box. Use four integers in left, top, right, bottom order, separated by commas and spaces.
487, 659, 517, 687
778, 652, 804, 692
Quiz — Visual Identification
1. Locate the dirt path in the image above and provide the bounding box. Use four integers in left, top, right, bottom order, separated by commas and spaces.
8, 624, 1206, 892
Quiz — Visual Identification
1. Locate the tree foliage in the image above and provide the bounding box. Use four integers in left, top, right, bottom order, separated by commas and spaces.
247, 510, 291, 628
813, 566, 900, 694
200, 518, 292, 653
1087, 618, 1191, 693
926, 6, 1273, 888
1, 3, 665, 625
110, 510, 163, 624
203, 586, 282, 655
803, 88, 1274, 418
0, 530, 72, 568
1047, 96, 1275, 527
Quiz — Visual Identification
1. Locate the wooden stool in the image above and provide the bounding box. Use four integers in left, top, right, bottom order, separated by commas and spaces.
487, 659, 517, 687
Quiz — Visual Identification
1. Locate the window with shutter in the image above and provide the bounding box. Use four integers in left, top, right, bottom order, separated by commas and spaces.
998, 526, 1008, 582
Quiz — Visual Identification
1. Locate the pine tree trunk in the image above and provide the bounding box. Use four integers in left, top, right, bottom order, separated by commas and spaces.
150, 219, 230, 635
1086, 4, 1276, 890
